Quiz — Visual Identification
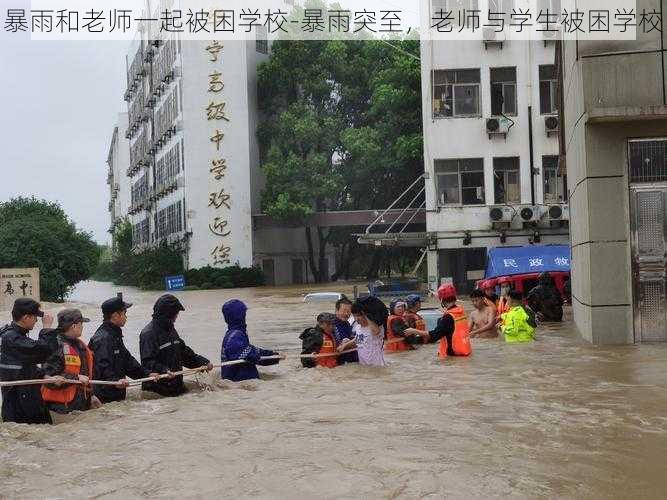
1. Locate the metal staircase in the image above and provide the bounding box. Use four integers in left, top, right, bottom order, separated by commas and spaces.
356, 174, 432, 248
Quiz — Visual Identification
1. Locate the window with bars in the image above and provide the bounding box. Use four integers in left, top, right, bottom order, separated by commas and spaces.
539, 65, 558, 115
493, 157, 521, 204
132, 218, 150, 246
490, 67, 517, 116
435, 158, 485, 205
543, 155, 567, 203
131, 175, 149, 204
629, 140, 667, 183
155, 200, 184, 240
433, 69, 481, 118
156, 143, 181, 188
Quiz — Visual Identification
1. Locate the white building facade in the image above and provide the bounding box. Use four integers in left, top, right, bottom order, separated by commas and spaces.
108, 0, 335, 286
106, 112, 131, 243
420, 35, 570, 292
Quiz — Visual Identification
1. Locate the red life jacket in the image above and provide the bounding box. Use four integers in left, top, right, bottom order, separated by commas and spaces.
438, 305, 472, 359
42, 340, 94, 406
316, 331, 338, 369
404, 311, 426, 332
385, 315, 412, 353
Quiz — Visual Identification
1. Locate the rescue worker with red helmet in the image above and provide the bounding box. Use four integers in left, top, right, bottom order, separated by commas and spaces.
407, 284, 471, 358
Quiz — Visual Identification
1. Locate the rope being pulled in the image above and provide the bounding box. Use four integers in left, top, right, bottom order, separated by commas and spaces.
0, 349, 361, 388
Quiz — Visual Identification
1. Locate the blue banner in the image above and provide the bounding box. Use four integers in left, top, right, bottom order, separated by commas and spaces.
165, 275, 186, 291
485, 245, 571, 279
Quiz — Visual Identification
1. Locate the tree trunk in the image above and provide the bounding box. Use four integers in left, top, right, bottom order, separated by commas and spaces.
331, 242, 348, 282
317, 226, 328, 283
304, 226, 319, 282
365, 248, 384, 280
344, 242, 357, 280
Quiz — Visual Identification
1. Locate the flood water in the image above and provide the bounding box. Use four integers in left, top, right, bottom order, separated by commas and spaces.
1, 280, 667, 499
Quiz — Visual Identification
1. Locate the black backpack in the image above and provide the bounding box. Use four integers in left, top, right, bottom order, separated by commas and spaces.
299, 327, 323, 368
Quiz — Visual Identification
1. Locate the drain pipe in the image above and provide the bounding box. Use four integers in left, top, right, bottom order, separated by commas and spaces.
528, 105, 536, 206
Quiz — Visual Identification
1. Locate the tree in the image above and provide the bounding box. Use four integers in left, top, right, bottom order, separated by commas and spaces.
0, 197, 99, 302
257, 28, 423, 282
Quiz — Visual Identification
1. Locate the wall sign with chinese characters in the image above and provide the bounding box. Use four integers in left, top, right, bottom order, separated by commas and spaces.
0, 268, 40, 311
205, 40, 232, 267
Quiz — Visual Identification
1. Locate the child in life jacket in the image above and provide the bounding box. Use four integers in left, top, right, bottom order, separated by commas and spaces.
499, 291, 537, 344
385, 299, 423, 352
299, 313, 339, 369
398, 294, 431, 344
408, 284, 471, 358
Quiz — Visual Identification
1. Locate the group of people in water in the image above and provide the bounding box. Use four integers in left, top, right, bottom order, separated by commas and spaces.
300, 273, 561, 370
0, 272, 563, 425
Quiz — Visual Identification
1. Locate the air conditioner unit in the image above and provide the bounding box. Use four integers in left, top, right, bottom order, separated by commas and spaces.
482, 27, 505, 49
541, 28, 560, 41
545, 115, 559, 136
489, 206, 514, 223
544, 204, 570, 221
518, 205, 542, 223
486, 117, 511, 139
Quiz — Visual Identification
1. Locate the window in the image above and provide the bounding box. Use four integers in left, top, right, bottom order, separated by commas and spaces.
155, 200, 184, 241
543, 155, 567, 203
256, 26, 268, 54
629, 139, 667, 183
435, 159, 485, 205
539, 65, 558, 115
433, 69, 481, 118
490, 67, 517, 116
493, 157, 521, 204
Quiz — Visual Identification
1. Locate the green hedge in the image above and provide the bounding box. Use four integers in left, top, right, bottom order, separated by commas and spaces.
184, 266, 265, 289
94, 221, 265, 290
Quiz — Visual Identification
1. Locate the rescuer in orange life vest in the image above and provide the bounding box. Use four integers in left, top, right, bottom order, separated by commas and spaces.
299, 313, 340, 369
385, 299, 423, 352
406, 284, 472, 358
41, 309, 102, 415
400, 295, 431, 344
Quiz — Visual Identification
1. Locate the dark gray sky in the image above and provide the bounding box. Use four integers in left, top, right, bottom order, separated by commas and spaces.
1, 29, 128, 244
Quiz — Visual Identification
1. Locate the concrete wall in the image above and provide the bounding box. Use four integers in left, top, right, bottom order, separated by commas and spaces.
253, 227, 336, 286
562, 0, 667, 343
115, 112, 131, 218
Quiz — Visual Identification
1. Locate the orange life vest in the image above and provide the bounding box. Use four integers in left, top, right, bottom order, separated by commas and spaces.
404, 311, 426, 332
438, 305, 472, 359
42, 340, 94, 405
497, 296, 511, 319
316, 331, 338, 369
385, 315, 412, 353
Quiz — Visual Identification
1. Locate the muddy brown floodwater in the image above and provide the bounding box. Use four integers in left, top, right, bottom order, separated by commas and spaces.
1, 280, 667, 499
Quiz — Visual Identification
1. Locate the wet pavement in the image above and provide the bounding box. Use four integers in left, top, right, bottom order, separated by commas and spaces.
1, 280, 666, 499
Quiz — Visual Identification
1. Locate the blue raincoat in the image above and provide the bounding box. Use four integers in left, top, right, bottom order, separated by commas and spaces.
221, 300, 279, 381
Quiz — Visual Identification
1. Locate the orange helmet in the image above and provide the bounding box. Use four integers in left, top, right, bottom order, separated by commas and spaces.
437, 283, 457, 302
